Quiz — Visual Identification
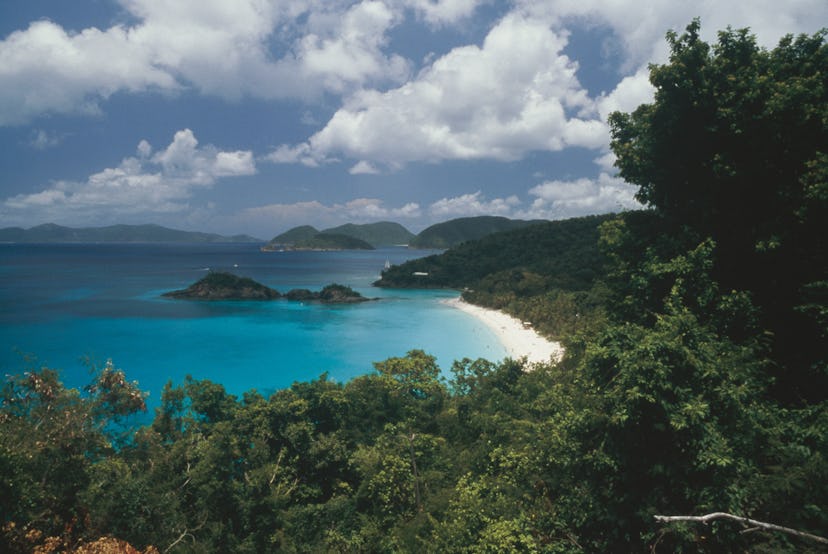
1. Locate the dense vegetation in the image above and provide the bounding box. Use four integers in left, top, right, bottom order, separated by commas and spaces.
265, 222, 413, 250
265, 217, 540, 251
0, 223, 260, 243
408, 216, 544, 249
279, 233, 374, 251
162, 274, 371, 304
2, 22, 826, 553
265, 225, 320, 246
284, 284, 372, 304
377, 214, 614, 337
322, 222, 415, 247
163, 272, 282, 300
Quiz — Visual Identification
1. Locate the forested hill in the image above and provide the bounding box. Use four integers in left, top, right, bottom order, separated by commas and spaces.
408, 215, 544, 248
376, 213, 615, 337
264, 217, 541, 251
284, 233, 374, 251
264, 222, 413, 249
376, 214, 612, 290
0, 223, 260, 243
321, 221, 414, 246
266, 225, 320, 245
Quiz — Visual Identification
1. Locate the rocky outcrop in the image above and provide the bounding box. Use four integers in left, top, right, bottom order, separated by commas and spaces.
162, 272, 281, 300
285, 284, 373, 304
163, 274, 372, 304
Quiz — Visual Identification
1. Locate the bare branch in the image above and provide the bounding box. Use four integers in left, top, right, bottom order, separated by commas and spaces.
654, 512, 828, 545
164, 529, 194, 553
269, 449, 284, 486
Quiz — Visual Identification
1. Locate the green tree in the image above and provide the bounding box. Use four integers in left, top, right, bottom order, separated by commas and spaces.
610, 21, 826, 258
0, 361, 146, 552
609, 21, 828, 400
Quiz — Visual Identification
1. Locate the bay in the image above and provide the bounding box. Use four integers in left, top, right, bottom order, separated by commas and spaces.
0, 243, 507, 407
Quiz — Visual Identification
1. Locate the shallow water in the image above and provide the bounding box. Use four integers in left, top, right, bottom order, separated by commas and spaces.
0, 243, 507, 406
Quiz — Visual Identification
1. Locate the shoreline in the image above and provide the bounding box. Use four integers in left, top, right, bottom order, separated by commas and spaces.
443, 297, 563, 365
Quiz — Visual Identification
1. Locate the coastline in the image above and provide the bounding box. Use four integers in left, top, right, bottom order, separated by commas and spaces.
443, 297, 563, 365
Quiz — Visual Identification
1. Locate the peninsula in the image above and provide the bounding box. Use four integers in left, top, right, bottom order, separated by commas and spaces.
261, 232, 374, 252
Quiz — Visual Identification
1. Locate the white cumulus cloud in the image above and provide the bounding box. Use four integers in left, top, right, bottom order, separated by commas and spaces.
0, 20, 177, 125
519, 0, 827, 72
273, 12, 605, 168
520, 172, 643, 219
420, 176, 642, 222
269, 0, 827, 171
264, 143, 322, 167
28, 129, 65, 150
296, 1, 410, 94
0, 0, 417, 125
2, 129, 255, 224
429, 191, 521, 218
401, 0, 484, 26
242, 197, 422, 231
349, 161, 382, 174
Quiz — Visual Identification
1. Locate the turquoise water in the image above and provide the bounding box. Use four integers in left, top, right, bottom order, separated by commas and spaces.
0, 243, 507, 406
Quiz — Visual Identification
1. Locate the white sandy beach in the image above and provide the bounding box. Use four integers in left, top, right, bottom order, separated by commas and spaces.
443, 297, 564, 365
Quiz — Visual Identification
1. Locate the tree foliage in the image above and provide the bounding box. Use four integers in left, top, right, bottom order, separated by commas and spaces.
2, 21, 827, 553
610, 19, 828, 401
378, 214, 614, 339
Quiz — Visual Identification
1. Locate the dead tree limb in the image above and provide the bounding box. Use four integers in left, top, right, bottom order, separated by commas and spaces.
654, 512, 828, 545
164, 529, 194, 553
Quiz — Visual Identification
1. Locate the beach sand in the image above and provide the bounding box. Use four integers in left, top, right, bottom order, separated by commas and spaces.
443, 297, 563, 365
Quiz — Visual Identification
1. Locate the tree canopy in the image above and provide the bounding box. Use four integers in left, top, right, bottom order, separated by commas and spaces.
2, 21, 827, 553
610, 19, 828, 401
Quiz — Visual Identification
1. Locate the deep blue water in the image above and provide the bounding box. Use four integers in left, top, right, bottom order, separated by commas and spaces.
0, 243, 507, 407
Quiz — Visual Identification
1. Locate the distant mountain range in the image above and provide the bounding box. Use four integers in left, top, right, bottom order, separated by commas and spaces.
263, 221, 413, 250
1, 216, 550, 248
263, 216, 549, 252
323, 222, 415, 246
0, 223, 261, 243
261, 232, 375, 252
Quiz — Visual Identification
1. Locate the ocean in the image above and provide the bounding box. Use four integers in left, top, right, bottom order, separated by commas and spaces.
0, 243, 507, 408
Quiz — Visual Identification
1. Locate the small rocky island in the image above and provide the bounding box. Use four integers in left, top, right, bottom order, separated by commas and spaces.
163, 272, 372, 304
163, 272, 281, 300
284, 283, 372, 304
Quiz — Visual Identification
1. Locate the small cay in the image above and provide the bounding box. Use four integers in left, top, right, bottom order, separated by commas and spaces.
163, 272, 372, 303
285, 283, 372, 304
162, 272, 281, 300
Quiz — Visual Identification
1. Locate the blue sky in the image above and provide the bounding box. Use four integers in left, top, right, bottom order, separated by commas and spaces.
1, 0, 824, 238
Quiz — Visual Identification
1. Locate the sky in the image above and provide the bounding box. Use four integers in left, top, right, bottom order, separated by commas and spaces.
0, 1, 825, 238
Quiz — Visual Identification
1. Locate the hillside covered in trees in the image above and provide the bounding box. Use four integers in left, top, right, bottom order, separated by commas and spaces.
1, 22, 826, 553
408, 215, 544, 249
323, 222, 415, 246
264, 222, 413, 250
264, 217, 541, 251
376, 213, 615, 338
261, 232, 374, 251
